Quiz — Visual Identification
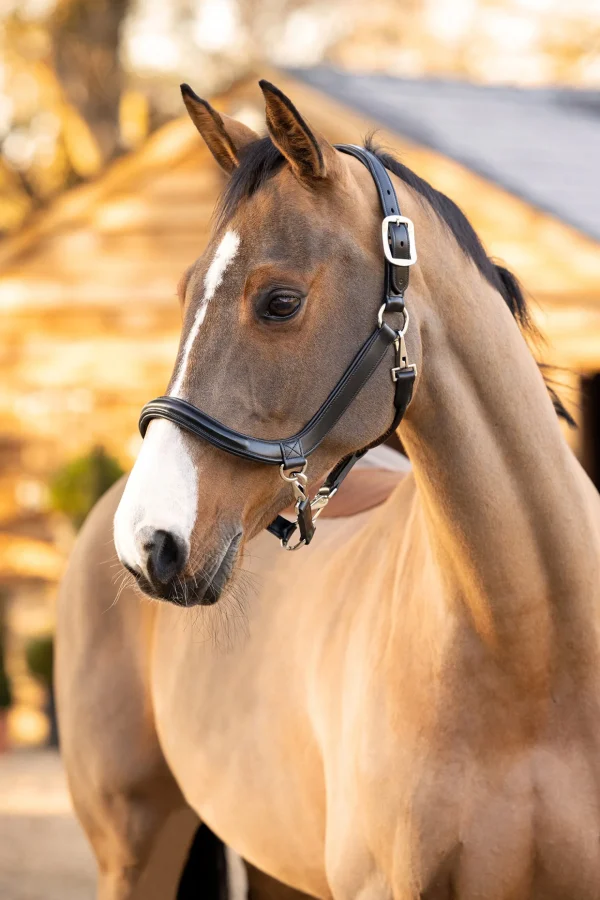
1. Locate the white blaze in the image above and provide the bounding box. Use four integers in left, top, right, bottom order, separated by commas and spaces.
170, 229, 240, 397
114, 419, 197, 574
114, 232, 239, 572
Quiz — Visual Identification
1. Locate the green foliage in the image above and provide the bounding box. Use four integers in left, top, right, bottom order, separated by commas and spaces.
25, 635, 54, 690
49, 445, 124, 529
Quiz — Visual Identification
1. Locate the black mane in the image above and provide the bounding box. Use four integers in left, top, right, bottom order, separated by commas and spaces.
218, 136, 285, 226
218, 134, 572, 424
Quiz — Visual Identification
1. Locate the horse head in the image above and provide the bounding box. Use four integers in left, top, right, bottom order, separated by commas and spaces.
113, 81, 426, 604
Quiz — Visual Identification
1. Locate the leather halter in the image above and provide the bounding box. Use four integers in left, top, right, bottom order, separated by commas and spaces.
139, 145, 417, 550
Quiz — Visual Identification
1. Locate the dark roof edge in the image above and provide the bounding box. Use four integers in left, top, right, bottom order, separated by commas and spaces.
288, 66, 600, 243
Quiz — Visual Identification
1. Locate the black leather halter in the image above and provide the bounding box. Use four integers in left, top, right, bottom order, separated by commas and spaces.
139, 145, 417, 550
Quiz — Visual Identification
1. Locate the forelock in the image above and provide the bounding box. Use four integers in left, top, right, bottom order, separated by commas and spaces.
216, 136, 285, 227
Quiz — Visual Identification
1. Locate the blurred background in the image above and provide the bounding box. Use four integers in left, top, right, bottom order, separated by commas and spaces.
0, 0, 599, 896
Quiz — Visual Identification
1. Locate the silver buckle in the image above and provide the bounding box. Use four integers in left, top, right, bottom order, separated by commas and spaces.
382, 215, 417, 266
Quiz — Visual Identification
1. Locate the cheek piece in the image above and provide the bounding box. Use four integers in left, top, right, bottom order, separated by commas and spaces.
139, 145, 417, 551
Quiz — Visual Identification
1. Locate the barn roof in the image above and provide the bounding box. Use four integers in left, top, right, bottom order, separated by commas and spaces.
290, 67, 600, 243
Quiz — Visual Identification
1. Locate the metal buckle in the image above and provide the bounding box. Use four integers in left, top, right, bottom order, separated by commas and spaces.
378, 304, 410, 331
382, 215, 417, 266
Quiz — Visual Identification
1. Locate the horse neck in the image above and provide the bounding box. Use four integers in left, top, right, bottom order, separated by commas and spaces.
398, 263, 600, 685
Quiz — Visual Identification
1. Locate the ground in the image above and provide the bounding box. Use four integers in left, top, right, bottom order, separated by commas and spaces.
0, 749, 95, 900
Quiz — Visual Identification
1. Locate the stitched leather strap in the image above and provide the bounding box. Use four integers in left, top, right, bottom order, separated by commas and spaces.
139, 323, 401, 467
336, 145, 411, 302
267, 365, 415, 545
266, 514, 300, 543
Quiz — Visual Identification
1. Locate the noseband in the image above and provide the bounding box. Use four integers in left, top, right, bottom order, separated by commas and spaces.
139, 146, 417, 550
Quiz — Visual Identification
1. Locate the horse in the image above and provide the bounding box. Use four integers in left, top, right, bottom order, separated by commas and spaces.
56, 78, 600, 900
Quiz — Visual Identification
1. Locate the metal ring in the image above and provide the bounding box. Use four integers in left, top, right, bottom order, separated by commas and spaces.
279, 462, 307, 484
378, 304, 409, 335
396, 308, 410, 338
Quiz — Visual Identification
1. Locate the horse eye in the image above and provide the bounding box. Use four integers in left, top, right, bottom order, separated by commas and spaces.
264, 292, 302, 320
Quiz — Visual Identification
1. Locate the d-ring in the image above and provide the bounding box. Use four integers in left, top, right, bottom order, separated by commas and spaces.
378, 304, 409, 334
279, 462, 307, 484
279, 462, 308, 503
397, 308, 410, 337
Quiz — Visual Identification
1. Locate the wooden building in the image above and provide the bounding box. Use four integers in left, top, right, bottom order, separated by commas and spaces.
1, 71, 599, 742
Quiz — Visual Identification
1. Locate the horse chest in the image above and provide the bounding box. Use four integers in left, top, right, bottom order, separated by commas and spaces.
151, 547, 600, 900
152, 605, 332, 896
347, 735, 600, 900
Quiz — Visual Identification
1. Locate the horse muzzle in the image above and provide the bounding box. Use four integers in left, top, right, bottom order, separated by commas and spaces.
123, 529, 242, 606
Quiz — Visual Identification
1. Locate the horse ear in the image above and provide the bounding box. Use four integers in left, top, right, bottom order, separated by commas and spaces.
259, 79, 336, 181
181, 84, 258, 175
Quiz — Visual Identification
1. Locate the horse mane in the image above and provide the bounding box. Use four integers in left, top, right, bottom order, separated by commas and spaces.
217, 136, 285, 226
217, 133, 573, 425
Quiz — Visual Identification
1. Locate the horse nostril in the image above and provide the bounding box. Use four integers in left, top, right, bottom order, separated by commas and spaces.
145, 529, 187, 585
